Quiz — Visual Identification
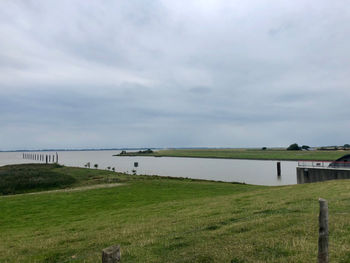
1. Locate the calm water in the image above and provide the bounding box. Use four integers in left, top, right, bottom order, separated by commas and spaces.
0, 151, 298, 186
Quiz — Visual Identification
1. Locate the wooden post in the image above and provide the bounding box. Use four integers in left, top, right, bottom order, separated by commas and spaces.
56, 152, 58, 164
318, 198, 329, 263
277, 162, 281, 176
102, 245, 120, 263
46, 155, 48, 164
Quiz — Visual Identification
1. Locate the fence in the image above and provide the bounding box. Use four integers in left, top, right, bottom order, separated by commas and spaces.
298, 160, 350, 169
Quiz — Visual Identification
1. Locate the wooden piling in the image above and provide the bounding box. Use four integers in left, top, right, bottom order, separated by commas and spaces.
318, 198, 329, 263
102, 245, 120, 263
277, 162, 281, 176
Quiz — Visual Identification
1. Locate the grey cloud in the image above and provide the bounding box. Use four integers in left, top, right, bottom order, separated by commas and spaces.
0, 0, 350, 150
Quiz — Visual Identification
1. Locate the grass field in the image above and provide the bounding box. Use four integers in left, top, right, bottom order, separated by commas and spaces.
0, 164, 126, 195
1, 164, 350, 262
118, 148, 350, 161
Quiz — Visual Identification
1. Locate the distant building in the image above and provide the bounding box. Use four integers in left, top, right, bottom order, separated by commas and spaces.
329, 154, 350, 168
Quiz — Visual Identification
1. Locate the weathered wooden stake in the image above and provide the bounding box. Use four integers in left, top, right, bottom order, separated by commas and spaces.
277, 162, 281, 176
56, 152, 58, 163
102, 245, 120, 263
318, 198, 329, 263
46, 155, 48, 164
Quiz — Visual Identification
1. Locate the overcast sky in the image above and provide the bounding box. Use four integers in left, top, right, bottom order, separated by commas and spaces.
1, 0, 349, 150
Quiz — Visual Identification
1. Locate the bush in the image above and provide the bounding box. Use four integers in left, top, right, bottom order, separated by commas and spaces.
0, 164, 76, 195
287, 143, 301, 151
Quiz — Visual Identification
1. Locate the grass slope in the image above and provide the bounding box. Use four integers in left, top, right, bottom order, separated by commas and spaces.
118, 148, 350, 161
1, 165, 350, 262
0, 164, 126, 195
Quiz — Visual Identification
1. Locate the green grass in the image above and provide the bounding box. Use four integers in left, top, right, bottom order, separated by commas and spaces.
0, 163, 128, 195
1, 165, 350, 262
117, 148, 350, 161
0, 164, 77, 195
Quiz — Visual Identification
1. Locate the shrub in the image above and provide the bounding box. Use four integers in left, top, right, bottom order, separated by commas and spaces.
287, 143, 301, 151
0, 164, 75, 195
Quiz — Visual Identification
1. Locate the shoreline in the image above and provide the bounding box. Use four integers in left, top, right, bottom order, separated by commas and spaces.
114, 154, 336, 162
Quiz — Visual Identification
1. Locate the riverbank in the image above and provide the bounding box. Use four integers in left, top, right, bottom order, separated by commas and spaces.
1, 164, 350, 262
116, 148, 350, 161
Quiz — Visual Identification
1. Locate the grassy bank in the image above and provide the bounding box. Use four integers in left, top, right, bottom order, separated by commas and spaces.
1, 165, 350, 262
117, 148, 350, 161
0, 164, 125, 195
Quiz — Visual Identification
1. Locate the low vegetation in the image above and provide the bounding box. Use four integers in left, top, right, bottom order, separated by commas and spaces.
116, 148, 350, 161
0, 164, 124, 195
1, 164, 350, 262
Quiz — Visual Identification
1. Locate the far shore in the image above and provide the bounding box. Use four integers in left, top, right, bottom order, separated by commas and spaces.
114, 148, 350, 161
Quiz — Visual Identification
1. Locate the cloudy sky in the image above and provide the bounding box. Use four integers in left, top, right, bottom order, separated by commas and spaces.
0, 0, 349, 150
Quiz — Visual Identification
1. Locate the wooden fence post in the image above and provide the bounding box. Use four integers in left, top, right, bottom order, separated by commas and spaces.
102, 245, 120, 263
318, 198, 329, 263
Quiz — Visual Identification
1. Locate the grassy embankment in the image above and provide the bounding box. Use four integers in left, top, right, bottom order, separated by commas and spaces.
1, 164, 350, 262
0, 163, 124, 195
117, 148, 350, 161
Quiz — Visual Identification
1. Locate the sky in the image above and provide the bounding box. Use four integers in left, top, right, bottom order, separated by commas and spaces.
1, 0, 350, 150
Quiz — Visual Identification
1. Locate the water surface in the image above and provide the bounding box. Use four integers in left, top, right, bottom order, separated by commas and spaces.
0, 151, 298, 186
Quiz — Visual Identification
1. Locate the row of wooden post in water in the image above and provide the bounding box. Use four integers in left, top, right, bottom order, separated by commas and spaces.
22, 152, 58, 164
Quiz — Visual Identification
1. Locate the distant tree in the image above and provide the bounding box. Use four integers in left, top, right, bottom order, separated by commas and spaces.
138, 149, 154, 154
261, 147, 267, 150
301, 145, 310, 150
287, 143, 301, 151
107, 166, 111, 170
112, 167, 115, 172
94, 164, 98, 169
344, 144, 350, 149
